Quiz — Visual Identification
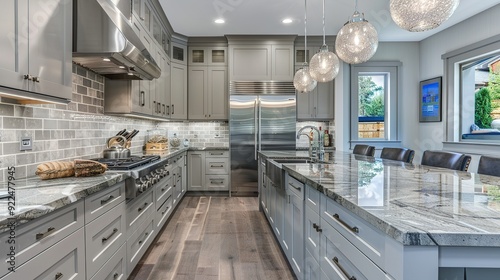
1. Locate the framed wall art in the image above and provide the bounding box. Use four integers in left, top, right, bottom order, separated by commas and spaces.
419, 77, 442, 122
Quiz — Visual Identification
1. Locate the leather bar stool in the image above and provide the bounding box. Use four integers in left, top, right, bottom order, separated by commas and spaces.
352, 144, 375, 157
477, 156, 500, 177
380, 147, 415, 163
421, 150, 471, 171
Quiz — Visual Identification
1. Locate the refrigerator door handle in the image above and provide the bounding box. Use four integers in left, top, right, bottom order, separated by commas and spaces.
254, 99, 258, 160
258, 99, 262, 153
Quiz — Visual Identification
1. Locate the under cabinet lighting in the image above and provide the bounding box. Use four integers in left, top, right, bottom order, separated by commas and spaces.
103, 58, 111, 62
119, 66, 125, 69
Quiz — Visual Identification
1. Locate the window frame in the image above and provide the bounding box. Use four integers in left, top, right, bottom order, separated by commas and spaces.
442, 35, 500, 153
350, 61, 402, 149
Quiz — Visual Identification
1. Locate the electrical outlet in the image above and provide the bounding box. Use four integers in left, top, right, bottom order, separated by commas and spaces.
20, 137, 32, 151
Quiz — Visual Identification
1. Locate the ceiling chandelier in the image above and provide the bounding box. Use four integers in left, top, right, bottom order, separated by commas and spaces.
335, 0, 379, 64
293, 0, 317, 93
390, 0, 460, 32
309, 0, 339, 83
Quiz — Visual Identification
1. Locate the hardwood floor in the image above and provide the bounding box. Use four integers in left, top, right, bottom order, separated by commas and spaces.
128, 196, 296, 280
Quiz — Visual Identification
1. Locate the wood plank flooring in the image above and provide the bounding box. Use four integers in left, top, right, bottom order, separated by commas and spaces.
128, 196, 296, 280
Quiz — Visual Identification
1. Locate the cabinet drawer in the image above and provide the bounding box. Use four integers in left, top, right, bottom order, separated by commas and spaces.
126, 188, 154, 238
127, 218, 155, 275
286, 174, 304, 200
305, 185, 320, 214
320, 220, 387, 280
90, 243, 126, 280
320, 195, 385, 269
85, 181, 125, 223
206, 150, 228, 157
0, 200, 84, 277
155, 176, 173, 209
155, 195, 173, 229
1, 228, 85, 280
85, 201, 126, 279
205, 175, 229, 190
205, 158, 229, 174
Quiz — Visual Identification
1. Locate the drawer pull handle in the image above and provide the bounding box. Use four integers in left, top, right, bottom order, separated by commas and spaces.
333, 257, 356, 280
210, 152, 223, 155
138, 232, 149, 245
36, 227, 56, 240
289, 182, 301, 191
113, 272, 119, 279
210, 165, 224, 168
102, 228, 118, 243
332, 213, 359, 233
55, 272, 63, 280
138, 202, 149, 212
101, 195, 115, 205
162, 207, 169, 215
312, 223, 322, 232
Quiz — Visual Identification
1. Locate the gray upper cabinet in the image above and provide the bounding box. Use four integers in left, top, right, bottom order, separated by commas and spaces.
296, 77, 334, 120
0, 0, 72, 102
188, 47, 228, 66
170, 55, 188, 120
227, 36, 296, 81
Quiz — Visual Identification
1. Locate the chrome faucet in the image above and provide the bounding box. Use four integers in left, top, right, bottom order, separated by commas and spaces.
296, 125, 324, 161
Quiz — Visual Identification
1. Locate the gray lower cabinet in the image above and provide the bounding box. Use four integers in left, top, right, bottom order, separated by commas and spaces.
0, 0, 72, 102
283, 176, 305, 279
0, 200, 84, 278
1, 228, 86, 280
188, 150, 229, 191
90, 243, 126, 280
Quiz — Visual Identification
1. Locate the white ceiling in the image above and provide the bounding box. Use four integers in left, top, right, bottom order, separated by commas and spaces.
160, 0, 500, 41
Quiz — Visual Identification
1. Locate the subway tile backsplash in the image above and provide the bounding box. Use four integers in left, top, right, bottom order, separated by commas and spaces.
0, 65, 335, 180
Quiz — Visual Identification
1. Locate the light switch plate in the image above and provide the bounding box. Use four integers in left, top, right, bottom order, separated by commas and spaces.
20, 137, 32, 151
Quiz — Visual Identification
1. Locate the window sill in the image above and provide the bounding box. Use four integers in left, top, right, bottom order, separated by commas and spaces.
443, 141, 500, 156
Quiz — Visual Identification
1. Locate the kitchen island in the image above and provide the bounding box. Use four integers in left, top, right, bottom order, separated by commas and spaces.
259, 151, 500, 280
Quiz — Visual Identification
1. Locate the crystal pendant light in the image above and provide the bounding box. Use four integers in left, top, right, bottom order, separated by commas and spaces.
294, 0, 317, 93
390, 0, 460, 32
335, 0, 378, 65
309, 0, 339, 83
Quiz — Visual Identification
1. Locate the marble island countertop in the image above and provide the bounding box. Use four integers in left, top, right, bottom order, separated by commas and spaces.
261, 151, 500, 247
0, 172, 128, 234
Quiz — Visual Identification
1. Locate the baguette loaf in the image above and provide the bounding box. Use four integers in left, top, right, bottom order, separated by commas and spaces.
35, 161, 75, 180
74, 159, 107, 177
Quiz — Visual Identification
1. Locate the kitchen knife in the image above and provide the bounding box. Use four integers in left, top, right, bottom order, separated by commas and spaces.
126, 130, 140, 140
116, 129, 127, 136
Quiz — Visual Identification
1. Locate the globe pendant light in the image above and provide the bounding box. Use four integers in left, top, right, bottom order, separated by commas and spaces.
335, 0, 379, 65
390, 0, 460, 32
309, 0, 339, 83
294, 0, 317, 93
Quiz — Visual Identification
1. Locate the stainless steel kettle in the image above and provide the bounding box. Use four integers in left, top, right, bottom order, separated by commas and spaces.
103, 136, 131, 159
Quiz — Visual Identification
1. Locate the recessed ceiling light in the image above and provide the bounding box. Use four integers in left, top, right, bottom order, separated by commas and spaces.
103, 58, 111, 62
282, 18, 293, 24
214, 18, 225, 24
118, 66, 125, 69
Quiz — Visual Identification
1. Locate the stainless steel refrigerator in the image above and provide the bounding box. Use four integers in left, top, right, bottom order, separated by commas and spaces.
230, 82, 296, 196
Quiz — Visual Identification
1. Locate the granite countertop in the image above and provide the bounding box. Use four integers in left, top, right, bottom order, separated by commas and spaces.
277, 152, 500, 247
0, 173, 127, 234
0, 149, 200, 234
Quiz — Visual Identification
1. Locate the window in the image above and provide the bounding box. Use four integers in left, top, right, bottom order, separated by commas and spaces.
443, 35, 500, 147
350, 62, 401, 148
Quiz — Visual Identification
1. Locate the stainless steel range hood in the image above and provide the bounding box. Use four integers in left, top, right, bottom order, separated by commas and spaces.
72, 0, 161, 80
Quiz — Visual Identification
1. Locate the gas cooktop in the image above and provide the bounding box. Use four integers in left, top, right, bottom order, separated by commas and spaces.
93, 155, 161, 170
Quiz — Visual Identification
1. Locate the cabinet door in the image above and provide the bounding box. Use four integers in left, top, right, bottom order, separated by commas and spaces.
272, 44, 294, 81
208, 66, 228, 120
305, 249, 321, 280
170, 62, 188, 119
153, 48, 168, 117
315, 81, 334, 120
208, 47, 227, 66
131, 79, 151, 114
0, 0, 28, 91
296, 87, 314, 119
305, 206, 321, 262
229, 44, 272, 81
28, 0, 72, 99
188, 66, 207, 119
290, 192, 304, 279
274, 187, 286, 242
188, 47, 207, 66
188, 152, 205, 191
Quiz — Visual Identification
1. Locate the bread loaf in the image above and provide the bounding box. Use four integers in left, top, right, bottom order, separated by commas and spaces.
74, 159, 107, 177
35, 161, 75, 180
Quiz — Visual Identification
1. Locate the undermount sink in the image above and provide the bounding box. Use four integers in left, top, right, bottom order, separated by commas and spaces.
271, 158, 312, 164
